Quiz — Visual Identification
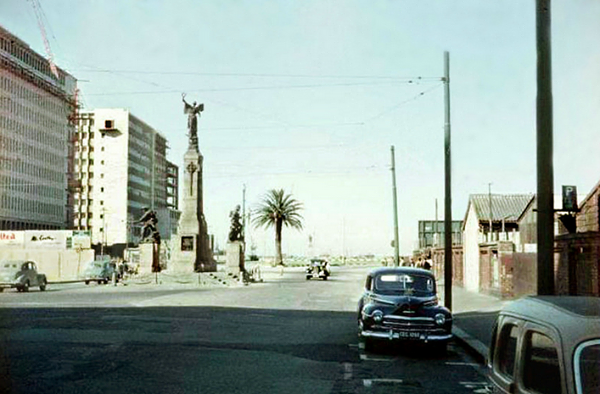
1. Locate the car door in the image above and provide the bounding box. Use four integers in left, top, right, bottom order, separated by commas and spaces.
515, 322, 566, 394
27, 262, 39, 286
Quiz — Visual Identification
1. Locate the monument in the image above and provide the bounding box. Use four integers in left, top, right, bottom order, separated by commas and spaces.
169, 94, 216, 272
226, 205, 245, 276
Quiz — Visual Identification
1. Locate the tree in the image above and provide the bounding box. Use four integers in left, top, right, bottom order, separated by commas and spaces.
252, 189, 303, 265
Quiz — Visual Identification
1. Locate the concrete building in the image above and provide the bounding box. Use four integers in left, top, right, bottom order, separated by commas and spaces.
462, 194, 533, 292
0, 25, 77, 230
74, 109, 179, 256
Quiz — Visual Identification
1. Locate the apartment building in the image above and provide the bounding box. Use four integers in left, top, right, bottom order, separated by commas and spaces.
74, 109, 179, 255
0, 25, 77, 230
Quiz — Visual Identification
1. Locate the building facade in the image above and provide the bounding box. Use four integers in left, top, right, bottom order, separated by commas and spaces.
0, 25, 77, 230
74, 109, 179, 255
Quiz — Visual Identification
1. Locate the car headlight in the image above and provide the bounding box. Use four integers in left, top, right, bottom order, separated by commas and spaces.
435, 313, 446, 325
372, 310, 384, 323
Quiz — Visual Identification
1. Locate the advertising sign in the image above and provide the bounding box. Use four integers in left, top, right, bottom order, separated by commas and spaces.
0, 231, 25, 246
24, 230, 72, 249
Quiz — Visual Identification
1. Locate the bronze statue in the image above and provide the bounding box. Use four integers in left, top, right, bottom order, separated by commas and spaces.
182, 93, 204, 150
228, 205, 244, 242
138, 207, 160, 244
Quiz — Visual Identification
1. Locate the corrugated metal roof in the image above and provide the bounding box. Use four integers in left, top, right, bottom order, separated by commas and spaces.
469, 194, 534, 222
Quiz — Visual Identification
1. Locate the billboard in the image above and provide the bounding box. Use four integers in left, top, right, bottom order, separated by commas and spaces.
0, 231, 25, 246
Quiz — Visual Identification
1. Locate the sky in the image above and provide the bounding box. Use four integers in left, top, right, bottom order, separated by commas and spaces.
2, 0, 599, 257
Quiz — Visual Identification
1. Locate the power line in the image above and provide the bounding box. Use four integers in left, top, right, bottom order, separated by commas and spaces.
361, 83, 444, 123
84, 80, 440, 97
72, 68, 442, 81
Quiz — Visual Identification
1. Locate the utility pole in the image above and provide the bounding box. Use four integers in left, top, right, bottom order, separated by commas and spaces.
488, 183, 493, 242
242, 184, 246, 240
390, 146, 400, 266
443, 51, 453, 310
435, 198, 438, 247
536, 0, 554, 295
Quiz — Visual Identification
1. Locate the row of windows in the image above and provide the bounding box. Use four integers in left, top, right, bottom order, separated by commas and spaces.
0, 75, 68, 115
0, 35, 65, 84
0, 194, 63, 218
0, 116, 66, 152
0, 220, 61, 231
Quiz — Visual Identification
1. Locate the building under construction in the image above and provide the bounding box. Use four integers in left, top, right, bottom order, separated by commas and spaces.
0, 25, 78, 230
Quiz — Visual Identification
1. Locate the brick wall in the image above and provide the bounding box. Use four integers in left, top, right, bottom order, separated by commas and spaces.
555, 233, 600, 296
577, 189, 599, 233
512, 253, 537, 297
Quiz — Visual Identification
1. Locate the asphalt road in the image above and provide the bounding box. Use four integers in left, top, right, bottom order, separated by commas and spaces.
0, 266, 490, 394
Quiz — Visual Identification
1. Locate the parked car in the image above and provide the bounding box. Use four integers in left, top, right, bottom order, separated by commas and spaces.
0, 260, 47, 292
305, 258, 331, 280
82, 258, 117, 285
357, 267, 452, 352
488, 296, 600, 394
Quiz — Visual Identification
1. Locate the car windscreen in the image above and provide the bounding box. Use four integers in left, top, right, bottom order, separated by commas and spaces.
576, 341, 600, 394
374, 273, 435, 295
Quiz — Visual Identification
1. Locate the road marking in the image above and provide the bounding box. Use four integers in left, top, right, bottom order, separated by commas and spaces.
360, 354, 394, 362
348, 343, 360, 348
446, 362, 480, 366
363, 379, 404, 387
343, 363, 353, 380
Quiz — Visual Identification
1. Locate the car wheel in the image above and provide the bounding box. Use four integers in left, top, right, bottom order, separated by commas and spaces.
364, 337, 376, 352
0, 288, 3, 293
39, 279, 47, 291
22, 281, 30, 293
322, 275, 328, 280
104, 278, 109, 284
85, 280, 89, 285
306, 276, 311, 280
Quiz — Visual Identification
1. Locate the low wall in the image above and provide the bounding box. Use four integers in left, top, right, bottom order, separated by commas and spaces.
0, 248, 95, 281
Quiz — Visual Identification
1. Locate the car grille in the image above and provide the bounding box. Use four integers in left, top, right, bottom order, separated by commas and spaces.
380, 315, 439, 332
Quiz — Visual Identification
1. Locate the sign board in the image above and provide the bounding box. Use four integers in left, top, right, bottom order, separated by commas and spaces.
562, 185, 578, 211
24, 230, 72, 249
0, 231, 25, 246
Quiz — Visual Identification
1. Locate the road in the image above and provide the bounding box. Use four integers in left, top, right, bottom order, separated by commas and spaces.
0, 266, 490, 394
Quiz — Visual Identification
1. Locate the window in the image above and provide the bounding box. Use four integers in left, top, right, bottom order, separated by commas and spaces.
523, 332, 562, 394
104, 120, 113, 129
576, 341, 600, 394
497, 324, 518, 378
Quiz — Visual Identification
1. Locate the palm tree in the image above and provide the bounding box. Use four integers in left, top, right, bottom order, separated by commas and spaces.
252, 189, 303, 266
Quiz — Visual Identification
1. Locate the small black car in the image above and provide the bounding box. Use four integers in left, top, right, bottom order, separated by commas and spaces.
358, 267, 452, 352
305, 258, 331, 280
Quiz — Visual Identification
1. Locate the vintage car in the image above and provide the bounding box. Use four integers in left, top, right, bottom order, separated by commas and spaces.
305, 258, 331, 280
82, 258, 117, 285
488, 296, 600, 394
0, 260, 47, 292
358, 267, 452, 352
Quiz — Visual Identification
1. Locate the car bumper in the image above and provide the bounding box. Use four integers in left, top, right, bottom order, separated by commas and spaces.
360, 329, 452, 342
0, 282, 19, 288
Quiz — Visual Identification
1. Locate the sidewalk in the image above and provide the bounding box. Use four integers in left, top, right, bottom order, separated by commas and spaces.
439, 283, 512, 363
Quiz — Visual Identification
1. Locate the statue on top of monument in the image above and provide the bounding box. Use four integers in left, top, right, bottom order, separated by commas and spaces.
182, 93, 204, 151
138, 207, 161, 244
228, 205, 244, 242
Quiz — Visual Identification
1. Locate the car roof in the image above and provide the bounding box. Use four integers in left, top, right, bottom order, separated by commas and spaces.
368, 267, 434, 277
501, 296, 600, 344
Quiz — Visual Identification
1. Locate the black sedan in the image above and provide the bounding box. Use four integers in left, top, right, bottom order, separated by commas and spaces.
357, 267, 452, 352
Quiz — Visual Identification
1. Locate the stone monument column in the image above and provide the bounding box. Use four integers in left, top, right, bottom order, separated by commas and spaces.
168, 96, 216, 272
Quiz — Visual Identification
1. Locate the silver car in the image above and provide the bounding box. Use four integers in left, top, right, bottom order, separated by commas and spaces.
0, 260, 48, 292
488, 296, 600, 394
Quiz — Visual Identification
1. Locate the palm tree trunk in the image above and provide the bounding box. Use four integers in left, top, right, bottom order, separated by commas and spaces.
275, 219, 283, 265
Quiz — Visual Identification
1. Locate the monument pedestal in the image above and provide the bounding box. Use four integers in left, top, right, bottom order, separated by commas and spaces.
226, 241, 245, 276
168, 148, 216, 273
139, 242, 160, 274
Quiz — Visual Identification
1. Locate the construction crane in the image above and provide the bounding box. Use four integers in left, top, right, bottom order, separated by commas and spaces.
27, 0, 59, 78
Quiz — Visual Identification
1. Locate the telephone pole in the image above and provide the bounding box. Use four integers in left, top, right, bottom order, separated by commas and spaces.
536, 0, 555, 295
242, 184, 246, 240
443, 51, 453, 310
391, 146, 400, 266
